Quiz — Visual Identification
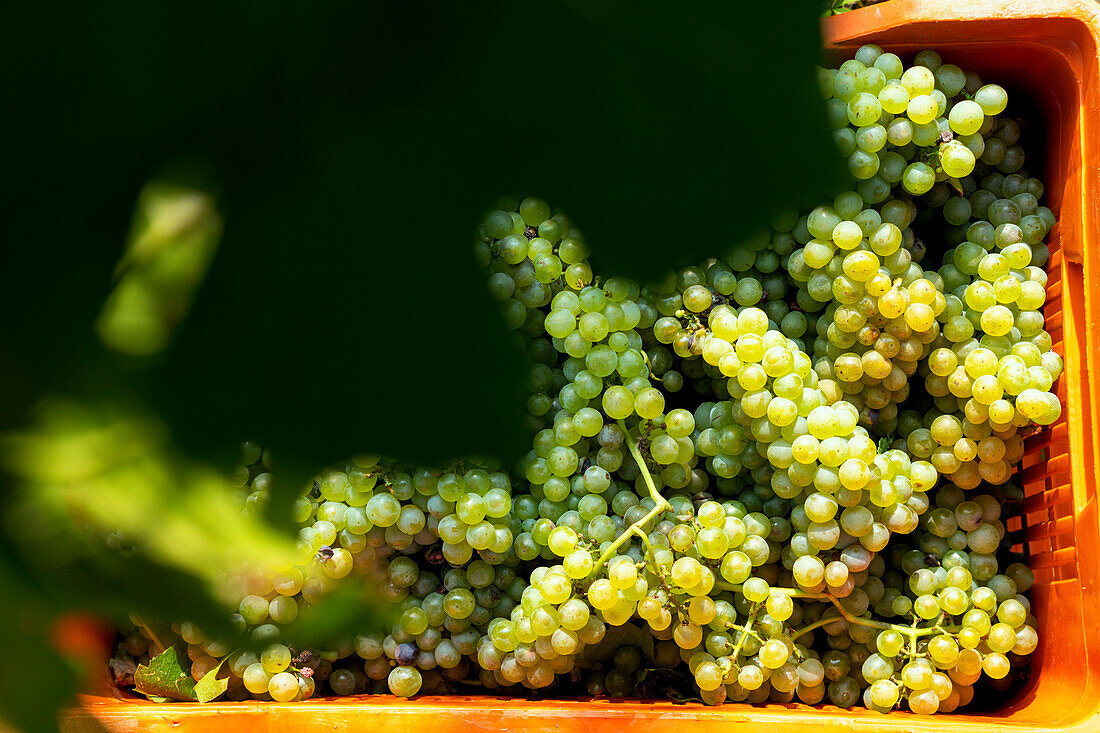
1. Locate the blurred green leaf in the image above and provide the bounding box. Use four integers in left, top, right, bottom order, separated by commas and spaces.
280, 580, 395, 650
96, 182, 222, 357
0, 0, 843, 480
2, 399, 299, 592
1, 396, 393, 664
134, 647, 197, 702
0, 549, 77, 733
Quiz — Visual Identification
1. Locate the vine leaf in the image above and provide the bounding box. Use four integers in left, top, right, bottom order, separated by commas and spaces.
193, 658, 229, 703
134, 647, 197, 702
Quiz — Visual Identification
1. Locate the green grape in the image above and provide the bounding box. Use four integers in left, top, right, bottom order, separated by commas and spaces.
239, 595, 269, 625
268, 672, 299, 702
949, 100, 985, 136
874, 630, 905, 659
982, 653, 1011, 680
907, 95, 938, 125
940, 140, 976, 178
975, 84, 1008, 115
388, 666, 423, 697
902, 162, 936, 195
869, 679, 900, 708
879, 83, 909, 114
908, 689, 941, 714
243, 663, 272, 695
261, 644, 291, 674
760, 639, 791, 669
901, 64, 936, 95
862, 653, 893, 682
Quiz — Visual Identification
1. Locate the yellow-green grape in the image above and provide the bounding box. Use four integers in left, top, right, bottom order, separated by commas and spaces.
949, 99, 985, 136
879, 83, 909, 114
940, 140, 976, 179
907, 94, 938, 125
268, 672, 299, 702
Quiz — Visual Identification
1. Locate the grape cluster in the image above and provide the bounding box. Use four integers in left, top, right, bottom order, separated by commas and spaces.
813, 46, 1060, 490
116, 45, 1060, 715
233, 441, 273, 514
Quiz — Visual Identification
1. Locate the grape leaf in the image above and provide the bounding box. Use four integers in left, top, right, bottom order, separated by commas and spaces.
134, 647, 197, 702
193, 658, 229, 703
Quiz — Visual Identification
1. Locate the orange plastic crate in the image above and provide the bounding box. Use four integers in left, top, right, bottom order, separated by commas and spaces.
60, 1, 1100, 731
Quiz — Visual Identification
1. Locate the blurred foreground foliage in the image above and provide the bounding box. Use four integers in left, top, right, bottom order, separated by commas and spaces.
95, 183, 222, 357
0, 1, 845, 731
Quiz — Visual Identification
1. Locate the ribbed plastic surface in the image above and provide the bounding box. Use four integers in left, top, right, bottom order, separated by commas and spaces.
61, 1, 1100, 730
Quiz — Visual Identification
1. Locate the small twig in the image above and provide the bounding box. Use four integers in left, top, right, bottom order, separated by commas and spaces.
728, 605, 760, 664
589, 504, 665, 577
617, 419, 671, 510
134, 616, 167, 655
790, 616, 836, 643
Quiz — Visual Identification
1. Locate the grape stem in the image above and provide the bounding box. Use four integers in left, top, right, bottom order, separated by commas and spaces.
588, 422, 952, 648
823, 596, 944, 638
789, 616, 836, 643
646, 553, 687, 617
589, 505, 665, 578
716, 583, 952, 642
134, 616, 167, 655
728, 604, 760, 664
617, 419, 670, 510
725, 622, 763, 644
631, 525, 656, 554
586, 421, 670, 579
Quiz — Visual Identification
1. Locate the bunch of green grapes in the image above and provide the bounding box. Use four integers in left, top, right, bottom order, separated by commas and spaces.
782, 46, 1063, 443
231, 441, 273, 515
118, 44, 1064, 716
